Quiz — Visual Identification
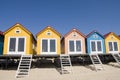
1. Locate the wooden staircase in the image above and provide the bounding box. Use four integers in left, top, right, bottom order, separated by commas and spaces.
60, 54, 72, 74
89, 54, 104, 71
111, 53, 120, 65
16, 55, 32, 78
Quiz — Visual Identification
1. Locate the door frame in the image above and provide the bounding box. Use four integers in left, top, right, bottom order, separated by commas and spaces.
40, 38, 57, 55
90, 40, 103, 54
7, 36, 26, 55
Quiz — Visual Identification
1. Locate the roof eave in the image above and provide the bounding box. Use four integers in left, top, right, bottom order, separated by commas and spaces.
36, 26, 62, 38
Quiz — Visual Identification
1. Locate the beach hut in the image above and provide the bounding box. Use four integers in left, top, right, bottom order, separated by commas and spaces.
3, 23, 36, 55
0, 31, 4, 55
61, 29, 86, 55
104, 32, 120, 54
86, 30, 105, 54
36, 26, 61, 56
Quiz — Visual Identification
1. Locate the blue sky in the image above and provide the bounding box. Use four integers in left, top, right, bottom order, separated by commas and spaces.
0, 0, 120, 36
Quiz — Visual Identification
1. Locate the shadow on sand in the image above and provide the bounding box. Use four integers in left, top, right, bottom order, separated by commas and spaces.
0, 58, 104, 73
107, 62, 120, 68
32, 59, 62, 74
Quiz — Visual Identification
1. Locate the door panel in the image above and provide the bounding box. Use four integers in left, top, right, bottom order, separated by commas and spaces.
97, 41, 102, 51
76, 40, 81, 52
91, 41, 96, 51
69, 41, 74, 52
18, 38, 25, 52
42, 40, 48, 52
50, 40, 56, 52
9, 38, 16, 52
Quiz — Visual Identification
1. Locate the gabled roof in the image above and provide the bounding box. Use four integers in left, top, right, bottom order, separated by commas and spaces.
0, 31, 3, 36
86, 30, 104, 38
36, 26, 62, 37
4, 23, 32, 35
63, 28, 86, 38
4, 23, 36, 41
104, 32, 120, 40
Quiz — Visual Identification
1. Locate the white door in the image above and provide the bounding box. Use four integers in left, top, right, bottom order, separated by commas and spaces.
41, 39, 57, 55
90, 40, 103, 54
8, 37, 26, 54
68, 40, 82, 54
108, 41, 119, 53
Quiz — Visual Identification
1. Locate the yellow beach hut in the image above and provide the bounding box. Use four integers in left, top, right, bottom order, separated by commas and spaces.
104, 32, 120, 54
3, 23, 36, 55
36, 26, 61, 56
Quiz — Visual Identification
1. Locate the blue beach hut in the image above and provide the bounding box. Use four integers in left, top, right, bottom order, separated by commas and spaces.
86, 30, 105, 54
0, 31, 4, 55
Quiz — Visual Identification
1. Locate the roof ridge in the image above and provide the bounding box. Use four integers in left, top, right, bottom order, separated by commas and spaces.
64, 28, 86, 38
36, 26, 62, 37
86, 30, 104, 38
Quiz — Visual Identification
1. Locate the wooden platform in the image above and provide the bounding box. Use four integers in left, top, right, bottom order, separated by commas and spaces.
0, 54, 115, 69
0, 53, 113, 59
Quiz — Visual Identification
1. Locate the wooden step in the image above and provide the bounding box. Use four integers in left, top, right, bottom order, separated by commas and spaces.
60, 54, 72, 74
111, 53, 120, 65
89, 54, 104, 71
16, 54, 32, 78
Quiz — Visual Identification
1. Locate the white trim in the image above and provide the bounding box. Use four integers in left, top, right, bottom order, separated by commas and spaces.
108, 41, 119, 53
7, 36, 26, 55
90, 40, 103, 54
68, 39, 82, 54
40, 38, 57, 55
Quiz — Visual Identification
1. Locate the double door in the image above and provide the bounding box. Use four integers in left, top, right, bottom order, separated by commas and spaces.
8, 37, 26, 54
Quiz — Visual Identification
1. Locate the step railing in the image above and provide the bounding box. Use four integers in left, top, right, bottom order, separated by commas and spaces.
15, 54, 32, 78
60, 54, 72, 74
89, 54, 104, 71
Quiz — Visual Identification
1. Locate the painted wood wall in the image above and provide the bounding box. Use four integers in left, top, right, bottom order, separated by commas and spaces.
3, 23, 36, 55
62, 29, 86, 55
86, 32, 105, 54
36, 26, 61, 56
104, 32, 120, 53
0, 35, 4, 55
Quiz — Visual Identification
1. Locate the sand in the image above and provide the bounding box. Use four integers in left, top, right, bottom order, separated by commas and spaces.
0, 63, 120, 80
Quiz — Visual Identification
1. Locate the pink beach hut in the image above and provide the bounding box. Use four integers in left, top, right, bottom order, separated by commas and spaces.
61, 29, 86, 55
